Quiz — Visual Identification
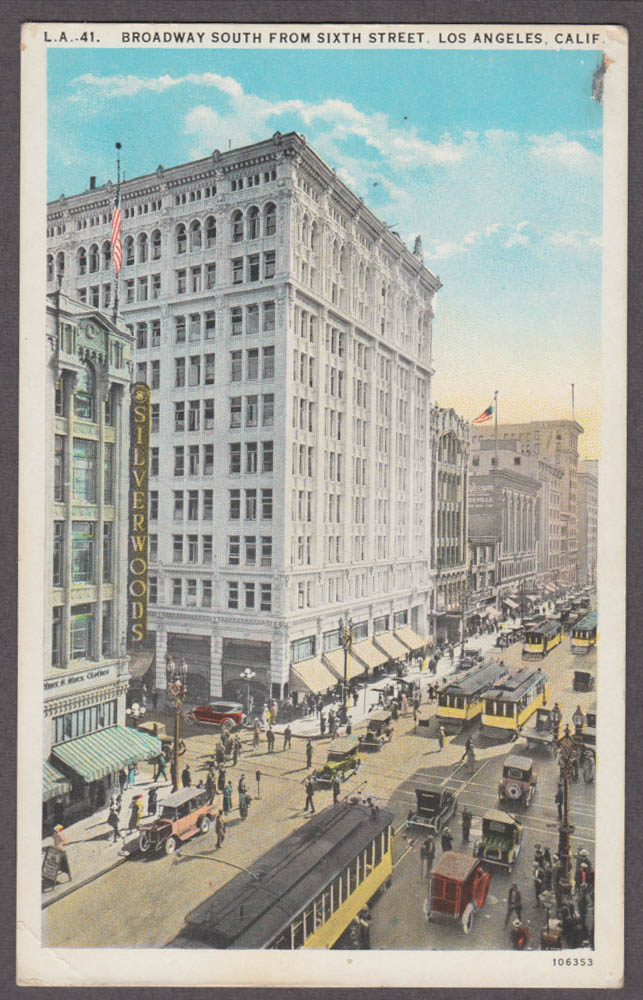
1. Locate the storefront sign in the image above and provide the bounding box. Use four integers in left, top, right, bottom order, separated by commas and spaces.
44, 666, 113, 692
128, 382, 150, 643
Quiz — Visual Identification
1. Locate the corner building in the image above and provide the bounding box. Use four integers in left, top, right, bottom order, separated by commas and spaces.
47, 132, 439, 705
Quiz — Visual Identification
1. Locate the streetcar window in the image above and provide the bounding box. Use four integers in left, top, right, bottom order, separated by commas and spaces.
349, 858, 358, 893
456, 696, 464, 710
365, 842, 374, 876
303, 905, 314, 939
321, 887, 330, 922
333, 874, 343, 909
292, 917, 304, 949
374, 833, 383, 866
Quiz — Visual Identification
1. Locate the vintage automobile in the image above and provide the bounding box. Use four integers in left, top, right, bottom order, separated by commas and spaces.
313, 740, 361, 787
426, 851, 492, 934
473, 809, 524, 872
523, 707, 557, 757
138, 788, 216, 856
358, 710, 393, 751
406, 786, 458, 834
187, 701, 246, 731
498, 754, 538, 807
573, 668, 596, 692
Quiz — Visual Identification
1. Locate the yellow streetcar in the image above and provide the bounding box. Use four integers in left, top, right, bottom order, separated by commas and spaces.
481, 668, 549, 739
522, 621, 562, 659
571, 610, 598, 654
175, 800, 394, 950
437, 661, 510, 731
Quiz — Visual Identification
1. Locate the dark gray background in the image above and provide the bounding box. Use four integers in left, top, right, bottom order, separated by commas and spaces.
1, 0, 640, 995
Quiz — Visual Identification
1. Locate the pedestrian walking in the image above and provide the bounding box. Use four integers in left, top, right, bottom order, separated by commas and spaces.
127, 763, 136, 788
577, 882, 590, 931
181, 764, 192, 788
266, 727, 275, 753
555, 783, 564, 822
449, 645, 454, 663
357, 907, 371, 949
438, 725, 446, 751
510, 918, 530, 950
534, 843, 544, 867
118, 768, 127, 794
413, 697, 419, 723
320, 713, 326, 737
217, 766, 227, 793
239, 788, 249, 820
147, 785, 158, 816
215, 810, 226, 848
461, 737, 474, 762
304, 775, 316, 813
205, 771, 216, 805
128, 794, 144, 831
332, 775, 341, 805
440, 827, 454, 853
504, 883, 523, 925
215, 742, 225, 766
533, 861, 545, 906
52, 826, 72, 880
233, 733, 242, 765
542, 847, 553, 891
107, 805, 121, 844
306, 739, 313, 769
253, 724, 261, 750
223, 781, 233, 814
352, 689, 358, 708
256, 770, 262, 799
283, 725, 292, 750
420, 836, 436, 878
346, 715, 352, 736
328, 709, 335, 732
155, 752, 168, 782
461, 806, 472, 844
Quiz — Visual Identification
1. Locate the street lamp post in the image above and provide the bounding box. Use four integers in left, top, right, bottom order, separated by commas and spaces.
241, 668, 255, 719
167, 658, 188, 793
338, 617, 353, 717
125, 703, 146, 729
554, 723, 588, 947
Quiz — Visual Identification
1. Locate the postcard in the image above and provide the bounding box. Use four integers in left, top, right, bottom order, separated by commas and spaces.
18, 21, 626, 987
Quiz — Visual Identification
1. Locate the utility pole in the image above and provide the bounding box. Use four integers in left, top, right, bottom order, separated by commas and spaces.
339, 617, 353, 719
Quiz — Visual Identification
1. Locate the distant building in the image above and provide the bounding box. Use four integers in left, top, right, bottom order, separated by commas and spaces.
469, 441, 540, 615
577, 459, 598, 586
473, 420, 583, 586
430, 406, 470, 642
44, 291, 135, 828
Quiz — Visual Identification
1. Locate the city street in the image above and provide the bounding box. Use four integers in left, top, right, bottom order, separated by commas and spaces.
43, 627, 595, 950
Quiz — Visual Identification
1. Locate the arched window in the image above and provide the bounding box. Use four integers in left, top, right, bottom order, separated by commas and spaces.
77, 247, 87, 276
205, 216, 216, 248
74, 363, 96, 421
310, 220, 318, 251
176, 223, 187, 254
301, 215, 309, 246
56, 251, 65, 277
46, 255, 54, 282
88, 244, 99, 273
189, 219, 201, 251
102, 241, 111, 269
124, 236, 135, 266
151, 229, 161, 260
264, 202, 276, 237
232, 210, 243, 243
247, 206, 260, 240
138, 232, 148, 263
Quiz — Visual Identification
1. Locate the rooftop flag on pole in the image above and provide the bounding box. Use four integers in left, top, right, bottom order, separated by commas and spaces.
473, 403, 494, 424
111, 142, 122, 275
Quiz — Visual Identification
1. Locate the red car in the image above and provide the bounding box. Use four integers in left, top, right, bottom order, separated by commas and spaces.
187, 701, 246, 731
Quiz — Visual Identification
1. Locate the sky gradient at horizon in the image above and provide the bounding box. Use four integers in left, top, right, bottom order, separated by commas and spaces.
47, 47, 603, 458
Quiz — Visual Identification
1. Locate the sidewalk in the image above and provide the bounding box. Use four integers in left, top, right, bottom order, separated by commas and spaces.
41, 758, 170, 908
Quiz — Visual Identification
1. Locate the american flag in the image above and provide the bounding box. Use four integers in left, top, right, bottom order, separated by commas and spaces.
473, 403, 494, 424
111, 185, 122, 275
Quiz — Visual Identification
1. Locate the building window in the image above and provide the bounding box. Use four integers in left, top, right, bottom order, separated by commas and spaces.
228, 581, 239, 609
262, 393, 274, 427
52, 606, 63, 667
177, 269, 187, 294
186, 579, 198, 607
206, 216, 217, 247
260, 583, 272, 612
174, 446, 185, 477
189, 314, 201, 342
203, 535, 213, 563
231, 307, 243, 336
264, 250, 276, 279
291, 635, 315, 663
205, 353, 215, 385
203, 444, 214, 475
149, 533, 158, 562
203, 489, 213, 521
205, 311, 216, 339
248, 206, 260, 239
244, 535, 256, 565
191, 266, 202, 293
188, 400, 200, 432
206, 263, 216, 289
188, 490, 199, 519
172, 579, 182, 606
263, 301, 275, 332
137, 276, 148, 302
261, 536, 272, 567
262, 441, 274, 473
265, 203, 276, 236
175, 316, 186, 344
232, 210, 243, 242
246, 489, 257, 520
74, 363, 95, 421
231, 351, 242, 382
149, 576, 158, 604
53, 522, 64, 586
152, 229, 161, 259
232, 258, 243, 284
54, 435, 65, 501
248, 254, 260, 281
189, 355, 201, 387
246, 304, 259, 334
261, 488, 273, 520
176, 224, 187, 254
175, 357, 186, 387
72, 438, 97, 502
151, 360, 160, 389
150, 490, 159, 520
230, 489, 241, 519
175, 401, 185, 432
245, 582, 255, 609
230, 443, 241, 474
70, 604, 94, 660
246, 395, 258, 427
151, 319, 161, 346
151, 403, 160, 433
246, 442, 258, 473
188, 444, 199, 475
202, 580, 212, 607
230, 396, 242, 429
262, 346, 275, 379
247, 349, 259, 381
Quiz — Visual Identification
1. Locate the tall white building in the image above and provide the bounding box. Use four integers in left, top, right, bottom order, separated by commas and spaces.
47, 132, 440, 705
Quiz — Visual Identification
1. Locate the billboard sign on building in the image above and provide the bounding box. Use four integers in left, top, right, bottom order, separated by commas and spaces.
128, 382, 150, 643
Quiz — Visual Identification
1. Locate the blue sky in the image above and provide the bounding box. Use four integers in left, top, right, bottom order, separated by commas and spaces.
48, 47, 603, 456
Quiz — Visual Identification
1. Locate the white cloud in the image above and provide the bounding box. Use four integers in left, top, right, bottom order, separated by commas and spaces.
505, 232, 530, 249
550, 230, 602, 248
485, 222, 501, 236
529, 132, 600, 173
516, 220, 529, 231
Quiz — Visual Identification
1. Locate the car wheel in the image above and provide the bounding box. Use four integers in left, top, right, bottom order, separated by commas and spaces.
462, 902, 476, 934
138, 831, 151, 853
199, 816, 211, 835
164, 836, 177, 856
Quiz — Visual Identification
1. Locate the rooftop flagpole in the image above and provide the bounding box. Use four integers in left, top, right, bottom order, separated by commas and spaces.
111, 142, 123, 322
494, 389, 499, 467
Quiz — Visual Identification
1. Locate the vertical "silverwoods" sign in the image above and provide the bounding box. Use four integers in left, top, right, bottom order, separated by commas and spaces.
128, 382, 151, 643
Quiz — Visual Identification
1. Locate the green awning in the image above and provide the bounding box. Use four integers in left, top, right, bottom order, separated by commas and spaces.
43, 761, 72, 801
51, 725, 162, 783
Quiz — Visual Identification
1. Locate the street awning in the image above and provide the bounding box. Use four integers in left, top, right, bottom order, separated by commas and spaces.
502, 597, 519, 610
51, 726, 163, 784
290, 656, 337, 694
352, 638, 389, 670
323, 646, 365, 681
127, 649, 154, 680
43, 761, 71, 801
374, 632, 409, 661
393, 626, 426, 651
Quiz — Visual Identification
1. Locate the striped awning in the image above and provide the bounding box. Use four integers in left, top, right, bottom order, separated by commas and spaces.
393, 626, 426, 652
51, 726, 163, 784
43, 761, 71, 802
352, 638, 388, 670
290, 656, 337, 694
374, 632, 409, 661
323, 646, 365, 682
127, 649, 154, 680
